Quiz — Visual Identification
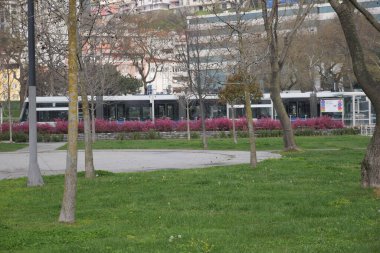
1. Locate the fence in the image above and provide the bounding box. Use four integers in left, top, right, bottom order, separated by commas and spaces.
360, 125, 375, 136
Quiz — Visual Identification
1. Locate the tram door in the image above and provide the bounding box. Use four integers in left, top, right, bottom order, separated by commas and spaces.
288, 102, 297, 119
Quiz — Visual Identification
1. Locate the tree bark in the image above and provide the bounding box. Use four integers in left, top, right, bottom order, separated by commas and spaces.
91, 103, 96, 142
231, 105, 237, 144
7, 71, 12, 143
81, 91, 95, 179
244, 88, 257, 168
186, 99, 191, 141
59, 0, 78, 223
270, 67, 298, 151
329, 0, 380, 187
199, 98, 208, 149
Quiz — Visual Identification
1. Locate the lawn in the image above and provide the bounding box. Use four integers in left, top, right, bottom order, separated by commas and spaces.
0, 142, 27, 152
70, 135, 371, 151
0, 135, 379, 252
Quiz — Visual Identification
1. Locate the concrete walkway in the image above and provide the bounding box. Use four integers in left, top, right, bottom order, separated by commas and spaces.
0, 143, 281, 180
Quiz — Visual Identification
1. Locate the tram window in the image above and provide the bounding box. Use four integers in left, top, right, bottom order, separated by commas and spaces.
289, 102, 297, 116
142, 107, 151, 120
117, 104, 125, 120
110, 105, 117, 120
167, 105, 174, 119
55, 103, 68, 107
37, 111, 68, 122
37, 103, 53, 108
158, 105, 165, 118
297, 102, 310, 118
129, 106, 140, 120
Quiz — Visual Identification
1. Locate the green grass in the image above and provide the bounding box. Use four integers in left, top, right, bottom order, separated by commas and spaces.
0, 142, 27, 152
67, 135, 371, 151
1, 136, 379, 252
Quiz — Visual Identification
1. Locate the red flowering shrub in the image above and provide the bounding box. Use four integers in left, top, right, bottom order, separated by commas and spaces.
154, 118, 175, 132
55, 119, 68, 133
293, 116, 344, 129
37, 123, 55, 134
4, 116, 344, 135
255, 118, 281, 130
234, 118, 248, 131
206, 118, 231, 131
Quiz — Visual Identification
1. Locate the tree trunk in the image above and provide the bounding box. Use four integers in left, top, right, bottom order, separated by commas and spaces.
91, 104, 96, 143
91, 99, 96, 143
329, 0, 380, 187
199, 98, 208, 149
81, 91, 95, 179
362, 117, 380, 188
231, 105, 237, 144
261, 1, 299, 151
270, 67, 298, 151
59, 0, 78, 223
186, 99, 191, 141
7, 78, 12, 143
244, 88, 257, 168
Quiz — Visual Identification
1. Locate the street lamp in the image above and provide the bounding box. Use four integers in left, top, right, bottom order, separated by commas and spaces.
149, 85, 156, 123
27, 0, 43, 186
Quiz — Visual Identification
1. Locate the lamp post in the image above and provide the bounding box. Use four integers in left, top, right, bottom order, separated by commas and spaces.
149, 86, 156, 123
27, 0, 43, 186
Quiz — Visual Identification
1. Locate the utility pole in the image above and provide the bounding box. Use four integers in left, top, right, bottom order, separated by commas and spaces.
27, 0, 44, 186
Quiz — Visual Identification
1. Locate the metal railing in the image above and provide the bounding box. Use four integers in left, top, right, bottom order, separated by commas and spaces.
360, 125, 375, 136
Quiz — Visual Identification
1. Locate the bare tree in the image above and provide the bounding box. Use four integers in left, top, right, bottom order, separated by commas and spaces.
210, 1, 268, 166
0, 34, 19, 143
328, 0, 380, 188
260, 0, 313, 151
119, 14, 167, 95
176, 15, 225, 149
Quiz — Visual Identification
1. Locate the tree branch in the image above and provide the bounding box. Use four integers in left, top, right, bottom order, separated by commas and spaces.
347, 0, 380, 32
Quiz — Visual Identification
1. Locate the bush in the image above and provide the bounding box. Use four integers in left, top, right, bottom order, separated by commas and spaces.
131, 132, 141, 140
154, 118, 175, 132
190, 131, 200, 139
145, 130, 160, 140
332, 128, 359, 135
237, 131, 249, 138
116, 133, 126, 140
13, 132, 28, 142
7, 116, 348, 138
256, 129, 282, 137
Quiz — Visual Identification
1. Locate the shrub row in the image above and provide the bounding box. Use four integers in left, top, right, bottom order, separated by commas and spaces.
0, 128, 359, 143
0, 116, 344, 135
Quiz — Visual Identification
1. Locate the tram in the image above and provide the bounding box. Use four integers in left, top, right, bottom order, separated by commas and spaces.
19, 91, 375, 127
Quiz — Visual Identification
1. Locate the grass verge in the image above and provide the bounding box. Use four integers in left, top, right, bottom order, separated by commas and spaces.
0, 142, 27, 152
1, 136, 379, 252
63, 135, 371, 151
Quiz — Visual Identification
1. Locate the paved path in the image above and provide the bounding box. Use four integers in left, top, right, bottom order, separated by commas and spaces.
0, 143, 281, 180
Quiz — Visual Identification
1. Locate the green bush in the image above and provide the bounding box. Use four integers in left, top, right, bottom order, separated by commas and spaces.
13, 132, 28, 143
190, 131, 200, 139
218, 131, 228, 138
0, 132, 10, 141
145, 130, 160, 140
332, 128, 360, 135
131, 132, 141, 140
116, 133, 126, 140
51, 134, 64, 142
256, 130, 282, 138
294, 128, 316, 136
237, 131, 249, 138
